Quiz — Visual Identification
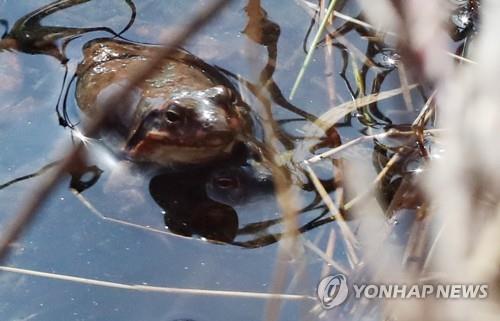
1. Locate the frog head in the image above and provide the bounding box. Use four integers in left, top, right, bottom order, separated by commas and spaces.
124, 85, 245, 166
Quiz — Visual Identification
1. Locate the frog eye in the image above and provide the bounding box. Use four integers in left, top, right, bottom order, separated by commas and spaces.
214, 176, 239, 189
222, 86, 235, 101
164, 103, 186, 123
211, 85, 235, 104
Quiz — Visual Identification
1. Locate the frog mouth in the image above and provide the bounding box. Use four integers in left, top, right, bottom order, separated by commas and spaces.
125, 129, 235, 157
142, 130, 233, 147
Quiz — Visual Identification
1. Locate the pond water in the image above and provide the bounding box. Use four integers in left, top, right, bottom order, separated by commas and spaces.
0, 0, 471, 320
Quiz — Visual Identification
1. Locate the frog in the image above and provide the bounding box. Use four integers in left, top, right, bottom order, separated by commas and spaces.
75, 38, 254, 167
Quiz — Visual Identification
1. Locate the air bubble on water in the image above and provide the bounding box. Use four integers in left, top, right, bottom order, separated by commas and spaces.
452, 11, 471, 29
459, 13, 470, 25
374, 49, 400, 69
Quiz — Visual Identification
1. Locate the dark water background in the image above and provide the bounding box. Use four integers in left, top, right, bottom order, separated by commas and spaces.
0, 0, 472, 319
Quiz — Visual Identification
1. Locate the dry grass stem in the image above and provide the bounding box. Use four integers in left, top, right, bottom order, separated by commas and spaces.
72, 191, 197, 241
303, 237, 348, 274
321, 0, 337, 109
344, 153, 401, 211
320, 229, 337, 277
306, 127, 441, 164
289, 0, 338, 99
303, 163, 359, 265
402, 211, 430, 274
0, 265, 314, 301
397, 62, 415, 112
313, 84, 418, 131
445, 51, 477, 64
412, 90, 437, 128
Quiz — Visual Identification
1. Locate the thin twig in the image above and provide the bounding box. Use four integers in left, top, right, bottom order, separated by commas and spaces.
72, 191, 194, 241
403, 208, 430, 274
397, 61, 414, 112
305, 128, 443, 164
306, 135, 369, 164
290, 0, 338, 99
309, 84, 419, 131
343, 153, 401, 211
422, 220, 446, 271
321, 0, 337, 109
320, 229, 337, 277
445, 51, 477, 64
412, 90, 437, 128
0, 265, 314, 301
303, 236, 348, 274
303, 163, 359, 265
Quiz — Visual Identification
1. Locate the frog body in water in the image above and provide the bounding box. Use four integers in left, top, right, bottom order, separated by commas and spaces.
75, 38, 253, 166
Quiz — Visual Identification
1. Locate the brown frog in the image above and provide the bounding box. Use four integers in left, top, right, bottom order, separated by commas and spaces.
75, 38, 253, 166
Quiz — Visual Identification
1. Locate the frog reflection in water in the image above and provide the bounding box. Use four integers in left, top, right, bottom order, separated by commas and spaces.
149, 162, 275, 245
75, 39, 254, 166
